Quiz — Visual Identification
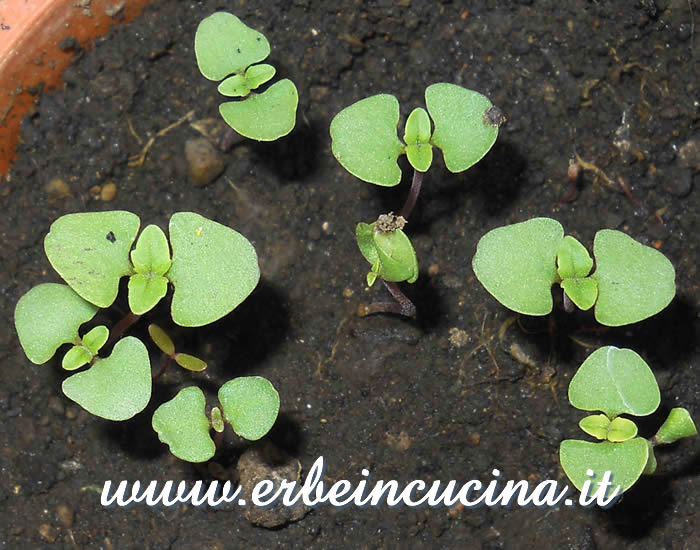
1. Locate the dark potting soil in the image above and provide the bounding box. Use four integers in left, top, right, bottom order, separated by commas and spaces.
1, 0, 698, 548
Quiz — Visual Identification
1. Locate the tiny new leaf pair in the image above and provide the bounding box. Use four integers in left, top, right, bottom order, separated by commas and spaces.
14, 211, 281, 460
330, 83, 502, 186
472, 217, 676, 326
560, 346, 696, 499
195, 12, 298, 141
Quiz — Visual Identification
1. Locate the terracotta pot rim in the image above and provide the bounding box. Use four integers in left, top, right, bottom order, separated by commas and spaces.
0, 0, 154, 179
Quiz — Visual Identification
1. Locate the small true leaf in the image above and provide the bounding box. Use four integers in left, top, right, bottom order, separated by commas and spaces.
131, 225, 171, 276
218, 74, 250, 97
568, 346, 660, 418
218, 376, 280, 440
607, 417, 638, 442
148, 324, 175, 356
472, 218, 564, 315
330, 94, 404, 187
62, 345, 93, 371
404, 107, 433, 172
128, 273, 169, 315
82, 325, 109, 355
62, 336, 152, 421
210, 407, 225, 433
653, 408, 697, 445
15, 283, 98, 364
425, 83, 499, 173
560, 438, 649, 497
579, 414, 610, 440
195, 12, 270, 81
592, 230, 675, 326
561, 277, 598, 311
557, 235, 593, 279
44, 211, 140, 308
219, 79, 298, 141
167, 212, 260, 327
152, 387, 216, 463
175, 353, 208, 372
245, 64, 276, 90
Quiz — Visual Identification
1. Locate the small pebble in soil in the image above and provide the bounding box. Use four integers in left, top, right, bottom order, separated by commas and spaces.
38, 523, 58, 543
237, 443, 309, 528
663, 169, 693, 198
45, 177, 72, 199
56, 504, 74, 528
185, 137, 226, 186
678, 138, 700, 170
100, 182, 117, 201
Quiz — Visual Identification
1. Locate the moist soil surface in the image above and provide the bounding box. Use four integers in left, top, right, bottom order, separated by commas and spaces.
1, 1, 698, 548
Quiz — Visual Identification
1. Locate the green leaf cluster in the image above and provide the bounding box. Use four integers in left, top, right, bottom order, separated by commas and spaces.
14, 211, 280, 461
330, 83, 501, 186
560, 346, 696, 498
472, 217, 676, 326
195, 12, 298, 141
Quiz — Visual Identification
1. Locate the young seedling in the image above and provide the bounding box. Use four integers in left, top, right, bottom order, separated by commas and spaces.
14, 211, 280, 461
148, 324, 207, 378
472, 217, 676, 326
152, 377, 280, 463
355, 213, 419, 317
195, 11, 298, 141
331, 83, 503, 316
560, 346, 696, 500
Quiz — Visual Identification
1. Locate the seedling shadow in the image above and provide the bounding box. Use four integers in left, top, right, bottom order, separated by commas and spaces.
598, 445, 700, 540
248, 115, 320, 181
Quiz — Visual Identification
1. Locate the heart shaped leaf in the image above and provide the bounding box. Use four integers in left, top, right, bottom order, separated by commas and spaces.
330, 94, 404, 187
167, 212, 260, 327
152, 387, 216, 463
560, 437, 649, 497
592, 230, 675, 326
44, 211, 140, 308
425, 83, 500, 173
472, 218, 564, 315
15, 283, 98, 364
219, 79, 298, 141
62, 336, 152, 421
568, 346, 660, 418
218, 376, 280, 440
195, 12, 270, 81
